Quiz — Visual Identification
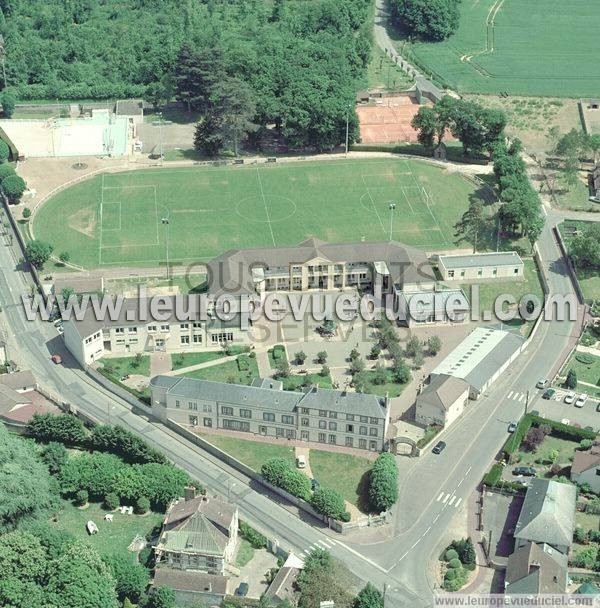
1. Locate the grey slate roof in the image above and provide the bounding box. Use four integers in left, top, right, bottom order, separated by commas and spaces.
0, 370, 36, 392
153, 567, 227, 595
514, 479, 576, 551
207, 238, 436, 296
151, 376, 388, 419
416, 374, 469, 412
439, 251, 523, 270
506, 541, 567, 595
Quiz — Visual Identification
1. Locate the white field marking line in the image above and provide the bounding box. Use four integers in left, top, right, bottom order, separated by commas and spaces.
102, 185, 158, 190
465, 466, 472, 475
100, 201, 122, 231
399, 186, 415, 215
335, 539, 390, 575
99, 173, 105, 264
153, 184, 160, 246
361, 175, 386, 234
256, 168, 276, 247
433, 513, 441, 523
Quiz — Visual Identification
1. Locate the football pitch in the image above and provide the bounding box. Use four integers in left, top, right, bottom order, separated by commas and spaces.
33, 158, 484, 269
406, 0, 600, 97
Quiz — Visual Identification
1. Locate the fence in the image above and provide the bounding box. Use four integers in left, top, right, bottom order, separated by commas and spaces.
553, 225, 586, 305
85, 365, 152, 414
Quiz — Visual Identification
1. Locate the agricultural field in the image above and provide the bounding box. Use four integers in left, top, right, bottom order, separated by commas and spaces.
32, 158, 488, 269
396, 0, 600, 97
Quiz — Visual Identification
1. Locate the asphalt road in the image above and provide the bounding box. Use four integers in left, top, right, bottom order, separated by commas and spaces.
0, 203, 578, 605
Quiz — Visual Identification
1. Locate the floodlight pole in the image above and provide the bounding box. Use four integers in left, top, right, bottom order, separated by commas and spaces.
388, 202, 396, 241
345, 104, 351, 158
161, 213, 170, 281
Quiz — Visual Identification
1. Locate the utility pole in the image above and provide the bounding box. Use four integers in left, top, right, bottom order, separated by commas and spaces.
388, 202, 396, 241
383, 583, 388, 608
524, 389, 530, 416
496, 214, 501, 252
345, 103, 351, 158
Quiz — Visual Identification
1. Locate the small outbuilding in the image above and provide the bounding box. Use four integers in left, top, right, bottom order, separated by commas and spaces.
415, 374, 469, 428
438, 251, 524, 281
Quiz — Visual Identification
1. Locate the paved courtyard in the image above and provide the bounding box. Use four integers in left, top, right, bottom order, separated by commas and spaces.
227, 548, 278, 599
481, 490, 524, 566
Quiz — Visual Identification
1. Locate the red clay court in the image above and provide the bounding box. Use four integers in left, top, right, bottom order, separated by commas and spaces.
356, 94, 424, 144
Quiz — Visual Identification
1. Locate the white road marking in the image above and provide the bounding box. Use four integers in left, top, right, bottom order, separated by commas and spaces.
442, 493, 450, 504
455, 498, 462, 508
448, 496, 456, 506
507, 390, 514, 399
519, 393, 526, 403
465, 466, 472, 475
433, 513, 440, 523
436, 492, 444, 502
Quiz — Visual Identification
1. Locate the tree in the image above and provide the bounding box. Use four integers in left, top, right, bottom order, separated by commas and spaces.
40, 441, 69, 475
349, 356, 365, 376
565, 369, 578, 390
0, 139, 9, 162
352, 369, 369, 393
0, 531, 48, 583
405, 336, 422, 358
146, 585, 176, 608
310, 487, 349, 521
104, 493, 120, 511
450, 538, 476, 568
295, 351, 307, 365
392, 359, 411, 384
103, 554, 149, 604
372, 362, 388, 385
369, 453, 398, 512
370, 344, 381, 360
89, 424, 167, 465
1, 90, 16, 118
28, 412, 86, 445
569, 223, 600, 269
523, 427, 545, 452
216, 77, 258, 155
260, 458, 311, 500
0, 425, 56, 533
320, 364, 330, 377
412, 351, 424, 369
22, 207, 31, 220
59, 251, 71, 265
454, 199, 486, 252
0, 162, 15, 182
1, 174, 26, 202
411, 106, 441, 148
136, 496, 150, 514
390, 0, 461, 41
354, 583, 383, 608
24, 240, 54, 269
275, 359, 291, 378
427, 336, 442, 356
75, 489, 88, 506
316, 351, 328, 364
193, 114, 223, 156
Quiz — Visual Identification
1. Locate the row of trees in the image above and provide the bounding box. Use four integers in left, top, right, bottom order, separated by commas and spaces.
0, 142, 25, 203
390, 0, 461, 41
548, 128, 600, 192
411, 96, 507, 157
569, 222, 600, 269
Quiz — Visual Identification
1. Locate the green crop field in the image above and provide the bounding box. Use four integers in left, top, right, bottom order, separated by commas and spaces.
399, 0, 600, 97
33, 158, 486, 269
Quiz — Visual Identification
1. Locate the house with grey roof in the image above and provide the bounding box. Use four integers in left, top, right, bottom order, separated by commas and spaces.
438, 251, 524, 281
150, 376, 390, 452
154, 487, 238, 575
505, 541, 568, 595
430, 327, 525, 399
570, 442, 600, 492
414, 374, 469, 428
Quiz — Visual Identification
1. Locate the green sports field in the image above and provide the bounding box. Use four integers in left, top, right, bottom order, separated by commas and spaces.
402, 0, 600, 97
33, 158, 486, 269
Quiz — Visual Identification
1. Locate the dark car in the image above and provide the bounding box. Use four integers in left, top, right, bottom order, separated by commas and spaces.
507, 422, 517, 433
542, 388, 556, 400
513, 466, 536, 477
596, 403, 600, 413
311, 478, 320, 491
235, 583, 249, 597
432, 441, 446, 454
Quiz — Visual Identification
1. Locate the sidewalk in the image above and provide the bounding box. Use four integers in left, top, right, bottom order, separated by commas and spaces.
165, 354, 238, 377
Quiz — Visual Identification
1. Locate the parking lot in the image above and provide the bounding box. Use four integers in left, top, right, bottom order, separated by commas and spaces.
531, 386, 600, 430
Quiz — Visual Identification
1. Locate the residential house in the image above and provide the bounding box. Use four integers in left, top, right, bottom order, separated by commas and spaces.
264, 553, 305, 605
570, 442, 600, 492
414, 374, 469, 428
151, 568, 227, 607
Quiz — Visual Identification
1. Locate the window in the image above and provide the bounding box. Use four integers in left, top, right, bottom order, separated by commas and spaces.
211, 332, 234, 343
181, 335, 190, 344
203, 418, 212, 427
193, 322, 202, 329
129, 338, 138, 344
346, 414, 354, 421
276, 428, 284, 438
282, 415, 294, 425
492, 268, 497, 276
369, 427, 378, 437
301, 430, 309, 440
188, 402, 198, 411
148, 325, 157, 332
180, 323, 189, 329
359, 426, 367, 435
115, 327, 124, 334
346, 424, 354, 433
460, 270, 465, 278
193, 335, 202, 343
369, 441, 377, 451
240, 408, 252, 419
514, 267, 520, 274
259, 426, 267, 435
477, 269, 483, 277
301, 418, 309, 426
328, 434, 336, 445
328, 411, 337, 418
128, 327, 137, 333
318, 410, 327, 417
189, 416, 198, 426
345, 437, 354, 447
301, 407, 310, 414
318, 433, 326, 443
360, 416, 368, 423
596, 469, 600, 476
202, 404, 212, 413
369, 417, 378, 424
263, 412, 275, 422
285, 429, 296, 439
221, 406, 233, 416
359, 439, 367, 449
318, 420, 327, 429
223, 419, 250, 432
160, 324, 170, 331
448, 270, 455, 278
328, 421, 337, 431
174, 400, 180, 408
115, 338, 125, 344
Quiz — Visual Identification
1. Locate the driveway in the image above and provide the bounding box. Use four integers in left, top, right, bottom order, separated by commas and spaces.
481, 490, 524, 566
228, 548, 278, 599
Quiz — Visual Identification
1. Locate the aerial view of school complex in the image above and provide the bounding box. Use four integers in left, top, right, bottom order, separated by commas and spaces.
1, 0, 600, 607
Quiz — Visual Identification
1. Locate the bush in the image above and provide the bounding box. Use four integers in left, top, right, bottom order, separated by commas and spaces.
0, 163, 15, 182
450, 538, 476, 567
368, 453, 398, 513
574, 527, 589, 544
239, 521, 267, 548
104, 492, 120, 510
444, 548, 459, 561
483, 463, 503, 486
136, 496, 150, 514
587, 499, 600, 515
576, 353, 595, 365
1, 91, 16, 118
310, 487, 348, 521
1, 174, 26, 202
28, 413, 87, 446
448, 558, 462, 569
88, 424, 167, 464
565, 369, 578, 389
260, 458, 311, 501
580, 439, 593, 451
0, 139, 9, 162
444, 569, 456, 581
571, 546, 598, 570
442, 567, 468, 592
75, 489, 88, 506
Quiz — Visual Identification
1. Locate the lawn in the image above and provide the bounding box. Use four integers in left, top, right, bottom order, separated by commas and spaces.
282, 372, 332, 391
309, 449, 373, 512
361, 369, 406, 398
235, 539, 255, 568
171, 350, 225, 371
515, 435, 579, 473
99, 355, 150, 378
562, 351, 600, 398
391, 0, 600, 97
558, 220, 600, 302
33, 158, 487, 269
460, 259, 544, 336
365, 44, 414, 92
182, 355, 259, 385
198, 433, 295, 472
49, 501, 163, 557
554, 176, 597, 212
576, 510, 600, 533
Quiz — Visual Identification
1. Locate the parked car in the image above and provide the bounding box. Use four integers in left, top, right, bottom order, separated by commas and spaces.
536, 379, 550, 389
296, 455, 306, 469
311, 478, 320, 491
235, 583, 249, 597
508, 422, 517, 433
542, 388, 556, 400
596, 402, 600, 413
432, 441, 446, 454
564, 392, 576, 404
51, 354, 62, 364
513, 466, 536, 477
575, 394, 588, 408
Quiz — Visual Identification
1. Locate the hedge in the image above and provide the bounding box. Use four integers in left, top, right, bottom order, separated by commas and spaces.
310, 487, 350, 521
239, 521, 267, 549
531, 415, 596, 441
503, 414, 534, 457
260, 458, 311, 501
483, 463, 503, 487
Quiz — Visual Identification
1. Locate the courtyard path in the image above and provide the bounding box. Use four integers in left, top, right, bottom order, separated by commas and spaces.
164, 354, 238, 377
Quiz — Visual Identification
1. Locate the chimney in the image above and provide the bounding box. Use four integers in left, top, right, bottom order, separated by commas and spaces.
184, 486, 196, 502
